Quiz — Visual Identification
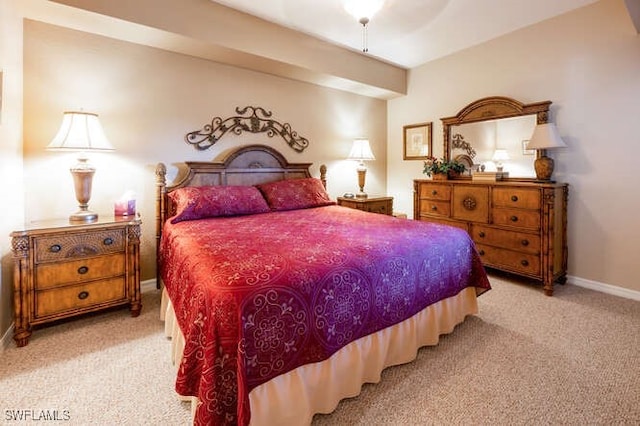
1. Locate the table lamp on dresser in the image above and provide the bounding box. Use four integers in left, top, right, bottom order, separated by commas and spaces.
526, 122, 567, 181
46, 111, 115, 222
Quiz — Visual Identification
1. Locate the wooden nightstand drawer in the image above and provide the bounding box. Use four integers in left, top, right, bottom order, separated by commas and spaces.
35, 229, 125, 262
475, 244, 541, 276
337, 196, 393, 216
472, 225, 540, 255
492, 187, 540, 209
364, 200, 391, 215
35, 253, 126, 290
35, 277, 127, 318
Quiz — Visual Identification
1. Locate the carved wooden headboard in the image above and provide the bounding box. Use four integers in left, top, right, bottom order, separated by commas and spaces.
155, 144, 327, 285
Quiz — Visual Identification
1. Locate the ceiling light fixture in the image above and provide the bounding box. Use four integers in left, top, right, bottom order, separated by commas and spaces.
344, 0, 385, 53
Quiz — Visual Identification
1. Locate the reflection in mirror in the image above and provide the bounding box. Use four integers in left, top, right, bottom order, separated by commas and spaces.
442, 96, 551, 180
450, 114, 537, 177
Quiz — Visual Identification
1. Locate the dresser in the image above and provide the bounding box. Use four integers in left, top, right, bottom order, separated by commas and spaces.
414, 179, 568, 295
337, 196, 393, 216
10, 216, 142, 347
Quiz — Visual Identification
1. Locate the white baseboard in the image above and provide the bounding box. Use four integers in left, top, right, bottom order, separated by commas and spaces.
0, 278, 160, 352
1, 323, 14, 352
569, 275, 640, 301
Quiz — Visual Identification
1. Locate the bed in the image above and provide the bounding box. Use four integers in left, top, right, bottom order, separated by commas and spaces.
155, 144, 491, 425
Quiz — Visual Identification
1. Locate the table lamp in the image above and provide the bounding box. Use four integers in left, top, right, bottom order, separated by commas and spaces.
526, 123, 567, 181
491, 149, 510, 172
46, 111, 114, 222
347, 138, 375, 199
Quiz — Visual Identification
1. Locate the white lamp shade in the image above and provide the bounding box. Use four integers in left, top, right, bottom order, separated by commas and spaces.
347, 138, 376, 161
344, 0, 385, 20
47, 111, 115, 151
527, 123, 567, 150
492, 149, 510, 162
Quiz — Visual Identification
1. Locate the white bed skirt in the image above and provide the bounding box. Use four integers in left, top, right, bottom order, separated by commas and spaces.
161, 286, 479, 425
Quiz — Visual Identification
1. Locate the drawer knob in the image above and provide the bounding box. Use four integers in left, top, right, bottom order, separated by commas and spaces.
78, 291, 89, 300
511, 195, 519, 202
103, 237, 114, 246
521, 260, 529, 267
431, 205, 438, 211
77, 266, 89, 275
49, 244, 62, 253
510, 215, 518, 222
478, 249, 485, 256
431, 190, 438, 196
478, 231, 485, 238
521, 239, 529, 246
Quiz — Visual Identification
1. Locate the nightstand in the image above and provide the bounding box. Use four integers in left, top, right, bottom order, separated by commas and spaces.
10, 215, 142, 347
337, 196, 393, 216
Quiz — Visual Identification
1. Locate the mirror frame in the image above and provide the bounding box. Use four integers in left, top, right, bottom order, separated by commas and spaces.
441, 96, 551, 180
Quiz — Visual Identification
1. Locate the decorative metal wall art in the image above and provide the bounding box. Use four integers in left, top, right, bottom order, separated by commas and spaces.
451, 133, 477, 159
185, 106, 309, 152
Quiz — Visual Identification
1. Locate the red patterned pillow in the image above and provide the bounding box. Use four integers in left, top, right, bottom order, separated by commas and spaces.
168, 185, 270, 223
257, 178, 335, 211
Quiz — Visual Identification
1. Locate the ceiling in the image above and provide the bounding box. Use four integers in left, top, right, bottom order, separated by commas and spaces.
212, 0, 598, 68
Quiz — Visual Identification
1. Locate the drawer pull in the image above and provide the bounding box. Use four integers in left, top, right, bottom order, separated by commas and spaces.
103, 237, 114, 246
478, 249, 485, 256
521, 260, 529, 267
77, 266, 89, 275
510, 215, 518, 222
431, 190, 438, 196
511, 195, 519, 202
478, 231, 485, 238
78, 291, 89, 300
50, 244, 62, 253
521, 239, 529, 246
431, 205, 438, 211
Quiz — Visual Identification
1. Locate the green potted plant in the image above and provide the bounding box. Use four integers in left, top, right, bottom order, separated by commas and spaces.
423, 156, 466, 180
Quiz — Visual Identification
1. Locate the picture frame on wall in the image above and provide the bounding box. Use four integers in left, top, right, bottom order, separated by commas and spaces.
403, 122, 432, 160
522, 139, 535, 155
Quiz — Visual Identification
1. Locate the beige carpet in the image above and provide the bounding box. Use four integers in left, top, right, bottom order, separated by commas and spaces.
1, 274, 638, 425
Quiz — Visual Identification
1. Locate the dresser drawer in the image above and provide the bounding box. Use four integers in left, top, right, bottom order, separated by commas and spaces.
475, 244, 541, 276
35, 229, 125, 262
492, 208, 540, 230
419, 200, 451, 218
452, 186, 489, 223
472, 225, 540, 254
492, 187, 540, 209
419, 183, 451, 201
35, 277, 127, 318
35, 253, 126, 290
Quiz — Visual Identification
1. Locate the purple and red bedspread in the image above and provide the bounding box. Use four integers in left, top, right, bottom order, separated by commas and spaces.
160, 205, 490, 425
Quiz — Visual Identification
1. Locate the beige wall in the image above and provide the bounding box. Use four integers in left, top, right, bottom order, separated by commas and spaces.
0, 0, 26, 342
387, 0, 640, 292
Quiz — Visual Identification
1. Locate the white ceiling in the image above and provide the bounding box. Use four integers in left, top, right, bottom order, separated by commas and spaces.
212, 0, 598, 68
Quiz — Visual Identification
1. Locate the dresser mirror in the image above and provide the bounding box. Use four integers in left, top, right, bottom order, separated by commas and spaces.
441, 96, 551, 179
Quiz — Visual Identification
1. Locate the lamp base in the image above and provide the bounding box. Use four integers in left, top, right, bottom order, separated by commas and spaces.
70, 209, 98, 223
355, 192, 368, 199
534, 155, 554, 181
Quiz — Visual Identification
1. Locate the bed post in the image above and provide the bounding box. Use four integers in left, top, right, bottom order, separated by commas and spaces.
320, 164, 327, 189
155, 163, 167, 289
